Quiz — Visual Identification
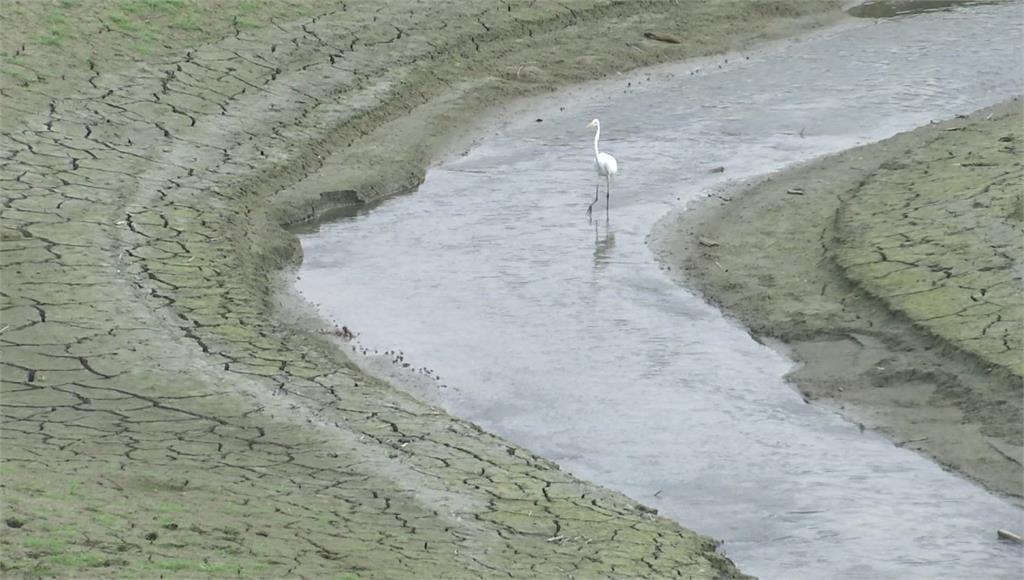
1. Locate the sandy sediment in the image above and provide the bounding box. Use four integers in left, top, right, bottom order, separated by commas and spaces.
0, 0, 848, 576
653, 100, 1023, 502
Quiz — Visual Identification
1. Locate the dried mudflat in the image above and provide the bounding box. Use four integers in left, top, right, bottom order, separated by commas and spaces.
0, 0, 850, 577
654, 100, 1023, 503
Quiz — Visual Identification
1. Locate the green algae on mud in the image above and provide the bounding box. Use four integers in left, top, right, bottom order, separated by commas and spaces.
1, 0, 851, 577
834, 113, 1023, 377
653, 100, 1023, 502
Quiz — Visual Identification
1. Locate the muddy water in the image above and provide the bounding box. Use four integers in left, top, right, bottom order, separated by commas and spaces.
297, 4, 1023, 579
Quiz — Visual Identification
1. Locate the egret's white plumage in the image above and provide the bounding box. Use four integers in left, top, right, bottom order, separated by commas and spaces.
586, 118, 618, 218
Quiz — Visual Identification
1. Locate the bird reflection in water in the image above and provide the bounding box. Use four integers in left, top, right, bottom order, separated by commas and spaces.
592, 221, 615, 271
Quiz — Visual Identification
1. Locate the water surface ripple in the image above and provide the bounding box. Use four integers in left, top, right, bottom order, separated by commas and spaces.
297, 5, 1024, 578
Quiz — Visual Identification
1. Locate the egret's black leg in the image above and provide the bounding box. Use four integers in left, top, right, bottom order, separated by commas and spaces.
605, 175, 611, 219
587, 182, 599, 220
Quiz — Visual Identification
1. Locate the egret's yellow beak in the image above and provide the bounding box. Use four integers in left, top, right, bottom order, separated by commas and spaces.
586, 120, 597, 128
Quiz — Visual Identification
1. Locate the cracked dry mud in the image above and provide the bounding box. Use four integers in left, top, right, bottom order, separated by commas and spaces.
659, 101, 1023, 503
1, 0, 847, 577
834, 115, 1023, 377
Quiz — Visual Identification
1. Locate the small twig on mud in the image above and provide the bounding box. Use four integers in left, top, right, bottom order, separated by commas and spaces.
643, 31, 682, 44
654, 489, 663, 497
986, 439, 1022, 466
0, 325, 8, 335
895, 437, 928, 448
713, 260, 725, 271
785, 188, 806, 195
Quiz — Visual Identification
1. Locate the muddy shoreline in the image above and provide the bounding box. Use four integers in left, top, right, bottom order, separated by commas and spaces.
652, 100, 1023, 503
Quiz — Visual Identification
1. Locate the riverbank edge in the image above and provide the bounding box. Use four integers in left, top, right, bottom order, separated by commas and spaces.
651, 100, 1023, 502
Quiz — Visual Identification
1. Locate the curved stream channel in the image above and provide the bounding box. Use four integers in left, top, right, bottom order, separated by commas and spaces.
295, 4, 1023, 578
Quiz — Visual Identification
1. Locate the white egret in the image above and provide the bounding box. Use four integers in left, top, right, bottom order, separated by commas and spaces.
586, 118, 618, 219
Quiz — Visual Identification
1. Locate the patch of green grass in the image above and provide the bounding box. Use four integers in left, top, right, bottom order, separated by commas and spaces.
23, 537, 66, 554
152, 501, 188, 514
152, 558, 229, 573
122, 550, 268, 576
88, 510, 122, 528
113, 0, 205, 41
232, 16, 262, 30
46, 525, 80, 541
273, 4, 313, 19
44, 11, 68, 26
230, 0, 264, 29
173, 11, 204, 31
32, 480, 89, 502
131, 41, 154, 56
121, 0, 189, 14
33, 30, 65, 47
30, 6, 73, 47
66, 480, 82, 497
107, 11, 143, 33
235, 0, 260, 14
1, 65, 37, 84
48, 551, 116, 568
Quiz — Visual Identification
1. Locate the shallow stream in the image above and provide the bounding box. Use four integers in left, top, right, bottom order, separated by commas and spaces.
296, 4, 1024, 578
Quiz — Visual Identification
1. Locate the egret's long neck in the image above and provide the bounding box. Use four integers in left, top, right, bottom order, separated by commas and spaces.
593, 124, 601, 158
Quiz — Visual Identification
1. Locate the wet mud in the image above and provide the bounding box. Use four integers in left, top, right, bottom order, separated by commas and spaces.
847, 0, 1006, 17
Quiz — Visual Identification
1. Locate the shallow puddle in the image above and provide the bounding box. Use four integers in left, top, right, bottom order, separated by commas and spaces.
297, 4, 1023, 578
